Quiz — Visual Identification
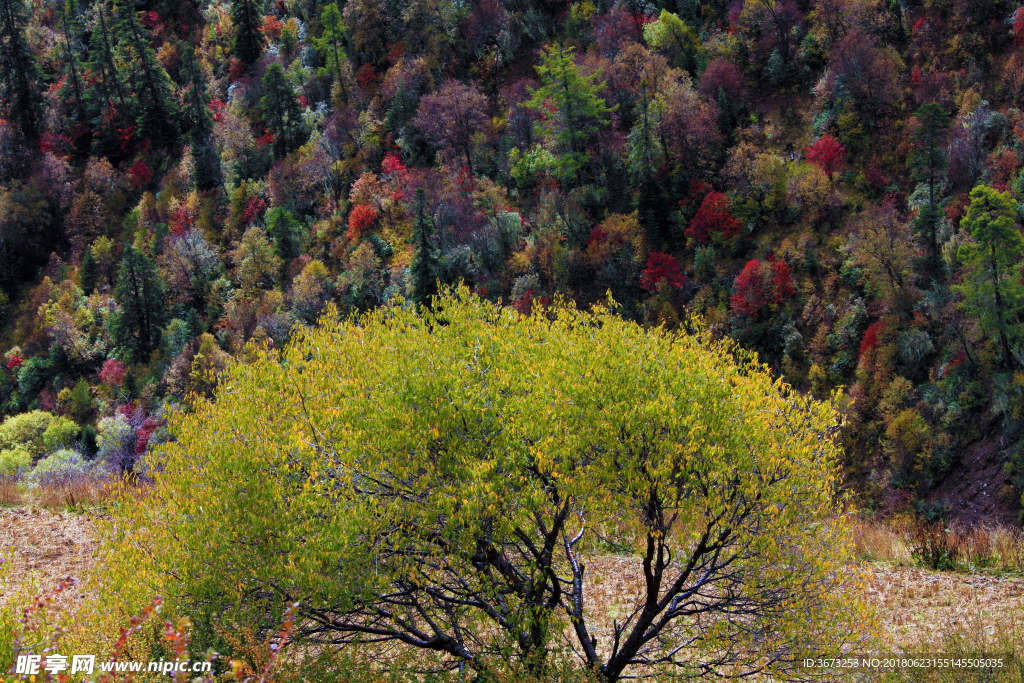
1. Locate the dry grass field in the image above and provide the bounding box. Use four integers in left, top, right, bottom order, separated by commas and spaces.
2, 506, 1024, 678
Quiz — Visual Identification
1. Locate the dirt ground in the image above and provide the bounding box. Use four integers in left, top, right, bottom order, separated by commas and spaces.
0, 507, 98, 614
1, 508, 1023, 653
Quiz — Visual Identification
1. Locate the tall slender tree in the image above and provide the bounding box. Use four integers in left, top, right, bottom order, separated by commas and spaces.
315, 3, 348, 98
0, 0, 43, 142
113, 0, 179, 149
410, 188, 439, 308
231, 0, 263, 66
113, 246, 167, 363
526, 43, 614, 185
180, 46, 222, 190
954, 185, 1024, 370
261, 63, 306, 159
910, 103, 951, 262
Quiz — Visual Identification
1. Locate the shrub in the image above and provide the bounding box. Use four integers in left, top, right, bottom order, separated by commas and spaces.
0, 410, 56, 458
27, 449, 88, 487
102, 288, 873, 681
0, 448, 31, 476
42, 417, 80, 452
97, 413, 137, 473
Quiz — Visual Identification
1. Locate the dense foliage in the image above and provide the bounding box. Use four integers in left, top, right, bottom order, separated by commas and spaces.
102, 290, 868, 680
1, 0, 1024, 520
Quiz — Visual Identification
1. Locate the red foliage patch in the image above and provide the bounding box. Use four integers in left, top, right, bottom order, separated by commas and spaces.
5, 354, 24, 372
859, 320, 885, 357
261, 15, 283, 40
356, 64, 377, 89
243, 197, 268, 224
640, 252, 685, 292
128, 160, 152, 189
865, 167, 888, 194
228, 57, 246, 82
347, 204, 378, 241
730, 258, 796, 317
99, 359, 126, 387
805, 134, 845, 181
687, 191, 740, 245
208, 98, 227, 122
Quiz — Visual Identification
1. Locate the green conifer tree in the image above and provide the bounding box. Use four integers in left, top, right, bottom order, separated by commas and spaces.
525, 43, 614, 185
910, 103, 951, 262
231, 0, 262, 65
180, 46, 222, 190
113, 246, 167, 363
410, 188, 439, 308
261, 63, 306, 159
80, 246, 98, 294
113, 0, 179, 149
954, 185, 1024, 370
315, 3, 348, 102
0, 0, 44, 142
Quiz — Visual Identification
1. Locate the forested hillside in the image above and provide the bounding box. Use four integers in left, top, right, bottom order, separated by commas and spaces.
1, 0, 1024, 521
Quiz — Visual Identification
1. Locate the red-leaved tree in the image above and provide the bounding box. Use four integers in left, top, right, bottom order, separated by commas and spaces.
347, 204, 379, 241
805, 135, 846, 182
640, 252, 685, 292
99, 359, 126, 387
687, 191, 740, 245
730, 258, 796, 317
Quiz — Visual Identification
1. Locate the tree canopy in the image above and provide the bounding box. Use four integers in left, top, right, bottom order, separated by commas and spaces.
105, 289, 869, 682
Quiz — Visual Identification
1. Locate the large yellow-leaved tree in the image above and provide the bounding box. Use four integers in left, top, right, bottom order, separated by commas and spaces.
101, 288, 872, 681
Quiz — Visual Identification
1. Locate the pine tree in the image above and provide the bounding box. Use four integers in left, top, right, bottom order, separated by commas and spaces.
113, 0, 179, 149
0, 0, 44, 142
231, 0, 262, 66
954, 185, 1024, 370
315, 3, 348, 101
80, 246, 98, 294
910, 103, 951, 261
85, 2, 133, 159
261, 63, 306, 159
180, 46, 222, 190
57, 0, 87, 128
113, 246, 167, 363
265, 207, 301, 265
410, 188, 439, 308
526, 43, 614, 185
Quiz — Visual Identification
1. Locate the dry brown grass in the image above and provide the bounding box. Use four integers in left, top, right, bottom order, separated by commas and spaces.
851, 517, 1024, 574
0, 478, 23, 507
0, 507, 98, 615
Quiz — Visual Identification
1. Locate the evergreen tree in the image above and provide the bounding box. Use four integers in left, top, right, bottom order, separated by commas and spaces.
0, 0, 44, 142
80, 246, 98, 294
180, 46, 222, 190
57, 0, 87, 128
526, 43, 614, 185
113, 246, 167, 363
410, 188, 439, 308
265, 207, 302, 265
113, 0, 179, 149
231, 0, 262, 65
315, 3, 348, 100
954, 185, 1024, 370
85, 2, 133, 160
185, 307, 205, 338
910, 103, 951, 261
261, 63, 306, 159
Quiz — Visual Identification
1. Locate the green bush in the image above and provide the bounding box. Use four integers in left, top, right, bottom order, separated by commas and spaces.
0, 448, 32, 476
42, 417, 80, 452
28, 449, 88, 487
0, 410, 56, 458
